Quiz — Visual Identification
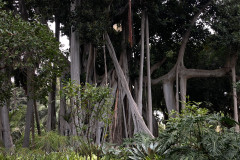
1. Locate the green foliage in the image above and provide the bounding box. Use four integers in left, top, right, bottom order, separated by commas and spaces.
0, 0, 67, 104
0, 75, 12, 106
125, 134, 163, 160
2, 101, 240, 159
157, 101, 240, 159
112, 101, 240, 160
61, 80, 113, 138
101, 143, 128, 160
0, 148, 98, 160
73, 0, 110, 45
34, 131, 68, 152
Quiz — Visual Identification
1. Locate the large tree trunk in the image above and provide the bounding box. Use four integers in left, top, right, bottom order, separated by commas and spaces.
0, 104, 13, 149
46, 78, 56, 131
0, 62, 13, 149
145, 13, 153, 133
163, 80, 177, 114
70, 0, 81, 135
105, 33, 153, 137
70, 0, 81, 85
23, 67, 34, 147
137, 10, 145, 115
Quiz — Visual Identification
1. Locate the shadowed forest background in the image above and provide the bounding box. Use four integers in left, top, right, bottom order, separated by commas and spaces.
1, 0, 240, 159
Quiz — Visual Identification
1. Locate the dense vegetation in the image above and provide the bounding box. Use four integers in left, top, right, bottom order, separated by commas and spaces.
1, 102, 240, 159
1, 0, 240, 159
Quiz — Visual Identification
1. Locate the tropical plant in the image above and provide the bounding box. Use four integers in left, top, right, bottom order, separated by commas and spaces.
120, 101, 240, 160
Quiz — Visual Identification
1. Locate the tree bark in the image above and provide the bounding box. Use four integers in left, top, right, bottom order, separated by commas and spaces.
23, 67, 34, 147
70, 0, 81, 85
34, 100, 41, 135
0, 61, 13, 149
105, 32, 153, 137
180, 76, 187, 109
0, 104, 13, 148
145, 13, 153, 133
137, 10, 145, 115
232, 66, 239, 132
70, 0, 81, 135
163, 80, 177, 114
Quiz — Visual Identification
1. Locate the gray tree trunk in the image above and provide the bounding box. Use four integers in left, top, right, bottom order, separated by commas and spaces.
34, 100, 41, 135
0, 104, 13, 149
145, 13, 153, 133
180, 76, 187, 109
46, 17, 59, 132
70, 0, 81, 85
70, 0, 81, 135
0, 62, 13, 149
0, 74, 13, 149
137, 10, 145, 115
163, 80, 177, 114
23, 67, 34, 147
46, 78, 56, 131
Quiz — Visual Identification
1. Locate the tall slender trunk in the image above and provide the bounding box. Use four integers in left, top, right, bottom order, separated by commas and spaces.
137, 10, 145, 115
34, 100, 41, 135
128, 0, 132, 47
232, 66, 239, 132
70, 0, 81, 85
23, 67, 34, 147
70, 0, 81, 135
145, 13, 153, 133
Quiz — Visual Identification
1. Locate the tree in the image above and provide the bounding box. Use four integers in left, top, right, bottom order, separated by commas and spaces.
0, 1, 65, 147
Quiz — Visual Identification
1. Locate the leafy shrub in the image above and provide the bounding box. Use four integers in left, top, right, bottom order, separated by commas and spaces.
61, 81, 113, 139
121, 101, 240, 160
34, 131, 69, 152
